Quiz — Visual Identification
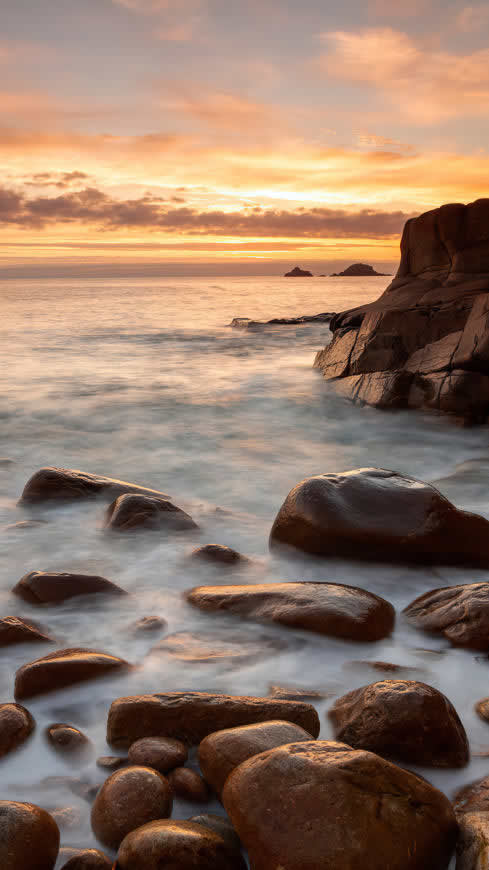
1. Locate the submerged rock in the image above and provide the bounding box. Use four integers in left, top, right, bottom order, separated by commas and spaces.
186, 580, 394, 642
404, 582, 489, 650
222, 740, 457, 870
129, 615, 167, 634
331, 263, 389, 276
329, 680, 469, 768
107, 691, 320, 748
13, 571, 126, 604
189, 544, 248, 565
91, 765, 172, 850
0, 615, 54, 646
0, 801, 60, 870
105, 493, 197, 533
19, 466, 170, 505
46, 723, 93, 760
0, 703, 35, 758
316, 199, 489, 422
153, 629, 289, 666
15, 648, 131, 700
114, 820, 246, 870
284, 266, 313, 277
269, 467, 489, 565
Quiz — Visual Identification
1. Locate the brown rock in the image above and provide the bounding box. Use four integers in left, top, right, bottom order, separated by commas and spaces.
4, 519, 47, 531
187, 814, 240, 852
107, 692, 320, 748
91, 765, 172, 850
96, 755, 127, 771
105, 493, 197, 533
154, 629, 288, 665
59, 848, 112, 869
0, 801, 60, 869
404, 582, 489, 650
19, 466, 170, 506
129, 615, 166, 634
168, 767, 210, 802
187, 581, 394, 642
190, 544, 247, 565
114, 820, 245, 870
269, 467, 489, 565
46, 723, 93, 760
199, 719, 313, 794
0, 615, 53, 646
128, 737, 187, 773
13, 571, 126, 605
475, 697, 489, 723
0, 703, 35, 758
453, 775, 489, 870
15, 648, 131, 701
329, 680, 469, 767
267, 685, 327, 701
222, 740, 458, 870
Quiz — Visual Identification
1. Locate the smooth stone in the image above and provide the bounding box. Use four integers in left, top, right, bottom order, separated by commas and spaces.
0, 703, 35, 758
91, 765, 172, 850
128, 737, 187, 773
268, 685, 327, 701
190, 544, 247, 565
453, 775, 489, 870
4, 520, 47, 531
105, 493, 197, 533
199, 719, 313, 794
223, 741, 458, 870
129, 615, 166, 634
0, 615, 54, 646
96, 755, 127, 771
114, 820, 246, 870
404, 583, 489, 650
186, 581, 395, 642
269, 467, 489, 566
19, 466, 171, 505
168, 767, 210, 802
15, 648, 131, 701
13, 571, 126, 605
0, 801, 60, 870
187, 813, 240, 852
46, 723, 93, 760
329, 679, 469, 767
107, 692, 320, 748
59, 849, 112, 869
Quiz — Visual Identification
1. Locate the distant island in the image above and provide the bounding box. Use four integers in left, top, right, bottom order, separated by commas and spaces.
330, 263, 390, 277
284, 266, 313, 277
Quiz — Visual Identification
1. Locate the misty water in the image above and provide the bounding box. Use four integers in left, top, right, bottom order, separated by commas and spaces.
1, 274, 489, 861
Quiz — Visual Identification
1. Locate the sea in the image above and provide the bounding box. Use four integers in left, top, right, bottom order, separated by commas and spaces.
1, 275, 489, 862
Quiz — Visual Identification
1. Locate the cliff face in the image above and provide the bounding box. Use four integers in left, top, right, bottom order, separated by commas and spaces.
314, 199, 489, 422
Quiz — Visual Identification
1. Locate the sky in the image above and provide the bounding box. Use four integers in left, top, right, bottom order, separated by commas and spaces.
2, 0, 489, 275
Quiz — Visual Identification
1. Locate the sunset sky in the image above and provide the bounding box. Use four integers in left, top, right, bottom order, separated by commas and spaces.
3, 0, 489, 275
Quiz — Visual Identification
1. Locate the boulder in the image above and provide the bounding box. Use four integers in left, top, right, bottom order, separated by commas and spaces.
269, 467, 489, 565
329, 680, 469, 767
19, 466, 170, 505
13, 571, 126, 604
315, 200, 489, 422
114, 820, 246, 870
128, 737, 188, 773
189, 544, 247, 565
15, 648, 131, 701
186, 581, 394, 642
187, 814, 240, 852
330, 263, 389, 276
167, 767, 210, 802
453, 775, 489, 870
199, 719, 313, 794
104, 493, 197, 533
0, 615, 53, 645
96, 755, 127, 771
0, 801, 60, 870
59, 850, 112, 869
46, 723, 93, 760
284, 266, 313, 277
0, 703, 35, 758
404, 583, 489, 650
91, 765, 172, 849
222, 740, 458, 870
107, 692, 320, 748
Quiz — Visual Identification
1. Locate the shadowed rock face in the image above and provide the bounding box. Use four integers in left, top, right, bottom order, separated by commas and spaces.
315, 199, 489, 421
404, 583, 489, 650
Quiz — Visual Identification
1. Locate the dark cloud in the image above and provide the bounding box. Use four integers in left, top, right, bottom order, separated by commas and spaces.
24, 171, 92, 189
0, 184, 411, 238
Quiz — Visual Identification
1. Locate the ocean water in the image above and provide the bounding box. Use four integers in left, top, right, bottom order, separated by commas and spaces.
1, 275, 489, 861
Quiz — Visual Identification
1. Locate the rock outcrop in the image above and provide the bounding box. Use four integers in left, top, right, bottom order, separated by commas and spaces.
331, 263, 389, 277
230, 312, 333, 328
315, 199, 489, 421
284, 266, 313, 277
269, 467, 489, 565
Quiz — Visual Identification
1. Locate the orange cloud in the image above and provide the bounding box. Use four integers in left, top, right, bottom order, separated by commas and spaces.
320, 27, 489, 122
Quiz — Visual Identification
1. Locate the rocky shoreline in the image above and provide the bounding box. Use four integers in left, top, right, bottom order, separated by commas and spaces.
3, 464, 489, 867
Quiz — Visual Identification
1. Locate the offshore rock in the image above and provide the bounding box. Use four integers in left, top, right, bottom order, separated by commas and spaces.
284, 266, 313, 277
330, 262, 389, 276
230, 312, 334, 328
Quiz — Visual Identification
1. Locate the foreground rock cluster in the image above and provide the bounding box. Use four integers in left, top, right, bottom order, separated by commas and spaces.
315, 198, 489, 421
5, 463, 489, 868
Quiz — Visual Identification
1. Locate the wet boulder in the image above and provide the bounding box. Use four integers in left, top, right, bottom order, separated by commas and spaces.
91, 765, 172, 850
329, 679, 469, 767
13, 571, 126, 605
404, 582, 489, 650
0, 801, 60, 869
199, 719, 313, 794
167, 767, 210, 802
128, 736, 188, 773
19, 466, 170, 505
15, 648, 131, 701
46, 723, 93, 761
107, 691, 320, 748
59, 850, 112, 869
190, 544, 248, 566
453, 775, 489, 870
187, 814, 240, 852
269, 467, 489, 566
114, 820, 246, 870
105, 493, 197, 533
0, 703, 35, 758
187, 581, 395, 642
0, 615, 54, 645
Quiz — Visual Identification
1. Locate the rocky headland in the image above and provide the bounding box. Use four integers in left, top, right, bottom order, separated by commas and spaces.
315, 198, 489, 421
